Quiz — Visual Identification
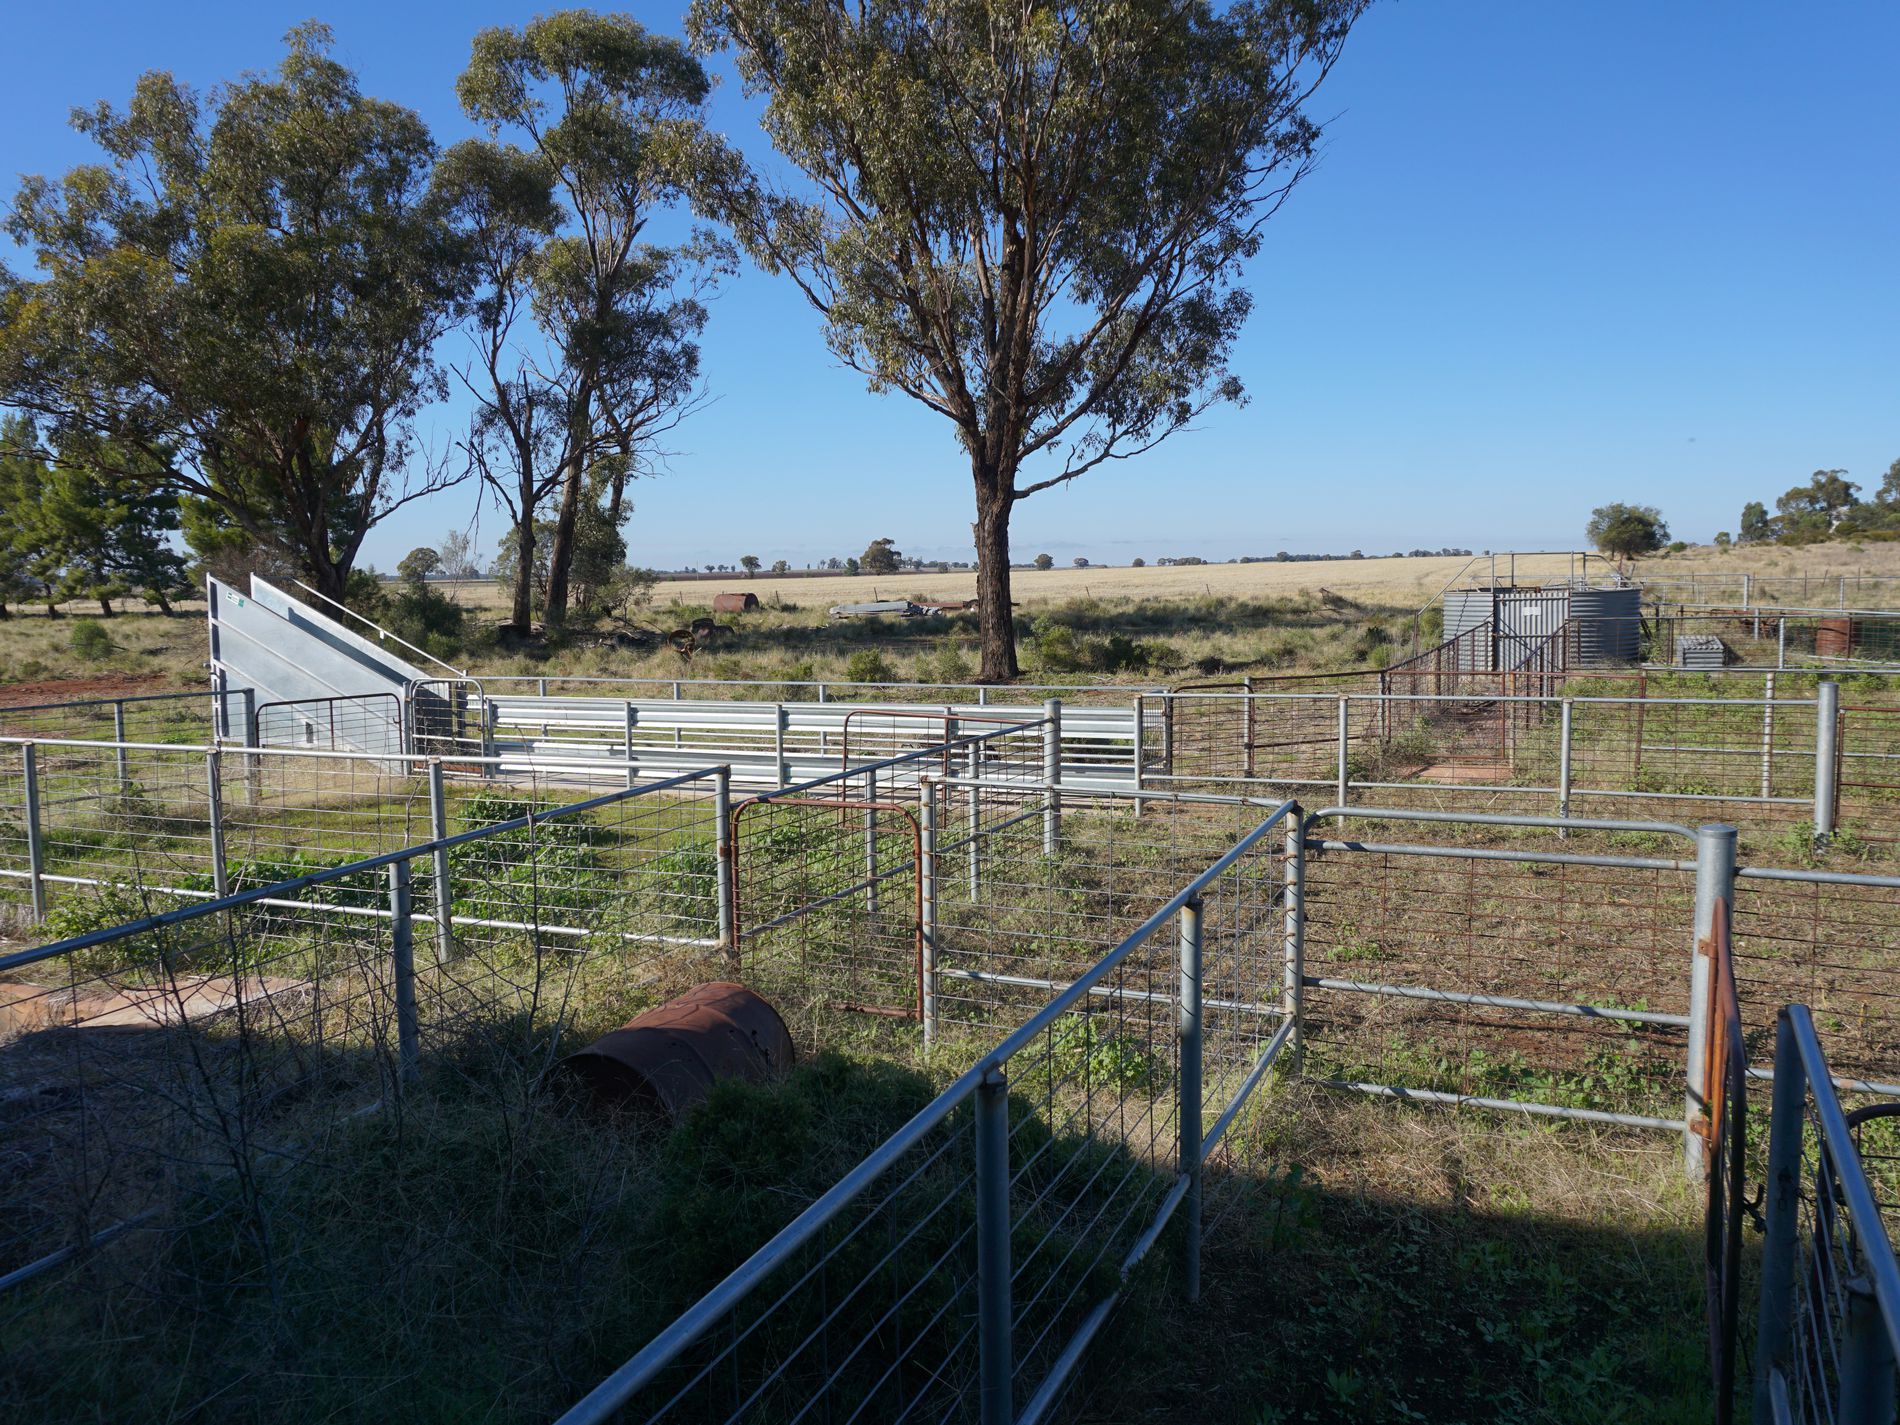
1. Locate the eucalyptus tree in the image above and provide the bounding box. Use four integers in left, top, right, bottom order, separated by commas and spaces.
687, 0, 1366, 677
455, 10, 729, 629
0, 24, 466, 600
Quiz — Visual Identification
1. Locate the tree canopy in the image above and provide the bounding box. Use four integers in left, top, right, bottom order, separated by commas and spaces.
0, 24, 467, 599
1586, 503, 1669, 559
687, 0, 1366, 677
452, 10, 729, 629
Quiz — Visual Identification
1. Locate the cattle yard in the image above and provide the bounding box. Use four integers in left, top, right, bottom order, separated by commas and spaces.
5, 588, 1900, 1421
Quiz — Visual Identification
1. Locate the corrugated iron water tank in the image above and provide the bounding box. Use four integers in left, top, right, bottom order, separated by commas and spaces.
1566, 586, 1643, 665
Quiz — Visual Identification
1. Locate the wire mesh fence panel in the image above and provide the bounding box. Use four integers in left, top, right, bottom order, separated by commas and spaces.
0, 690, 228, 746
733, 797, 925, 1022
1299, 829, 1698, 1125
1732, 873, 1900, 1090
255, 692, 404, 756
0, 765, 733, 1421
1838, 701, 1900, 842
560, 800, 1302, 1425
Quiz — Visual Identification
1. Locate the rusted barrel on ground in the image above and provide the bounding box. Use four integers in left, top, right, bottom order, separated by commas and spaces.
552, 982, 793, 1120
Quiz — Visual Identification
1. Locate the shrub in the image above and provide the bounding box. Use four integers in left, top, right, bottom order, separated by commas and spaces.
69, 618, 116, 662
843, 648, 896, 684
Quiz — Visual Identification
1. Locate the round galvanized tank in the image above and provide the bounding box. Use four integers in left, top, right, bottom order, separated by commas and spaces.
553, 982, 794, 1120
1567, 586, 1642, 665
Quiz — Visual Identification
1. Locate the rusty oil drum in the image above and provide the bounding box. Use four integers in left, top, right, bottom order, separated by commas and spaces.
552, 982, 794, 1121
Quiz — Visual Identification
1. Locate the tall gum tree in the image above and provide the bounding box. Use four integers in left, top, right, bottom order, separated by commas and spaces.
456, 10, 730, 629
0, 24, 466, 600
687, 0, 1367, 678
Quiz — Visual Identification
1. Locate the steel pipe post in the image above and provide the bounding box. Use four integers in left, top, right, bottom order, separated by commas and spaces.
1179, 896, 1204, 1304
1043, 699, 1062, 855
1131, 695, 1146, 817
22, 744, 45, 921
1758, 671, 1777, 801
975, 1066, 1013, 1425
1685, 823, 1737, 1179
241, 687, 261, 805
966, 742, 981, 902
714, 768, 736, 962
920, 783, 939, 1048
113, 701, 129, 795
774, 703, 790, 787
1243, 675, 1257, 779
428, 761, 453, 966
1815, 680, 1841, 843
1283, 812, 1306, 1074
624, 701, 637, 789
1777, 616, 1787, 669
1557, 700, 1574, 837
1752, 1011, 1805, 1420
389, 860, 420, 1089
864, 768, 879, 917
1335, 698, 1351, 827
1161, 694, 1175, 777
1842, 1277, 1899, 1423
206, 749, 230, 899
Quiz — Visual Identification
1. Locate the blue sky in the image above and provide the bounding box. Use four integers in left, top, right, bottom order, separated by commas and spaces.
4, 1, 1896, 571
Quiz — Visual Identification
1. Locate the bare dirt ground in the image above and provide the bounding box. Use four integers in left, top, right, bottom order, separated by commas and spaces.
0, 671, 178, 706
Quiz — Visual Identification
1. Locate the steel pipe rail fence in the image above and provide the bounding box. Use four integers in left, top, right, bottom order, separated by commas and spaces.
555, 800, 1304, 1425
1754, 1005, 1900, 1423
472, 693, 1140, 793
0, 763, 733, 1298
1144, 683, 1900, 838
0, 688, 245, 746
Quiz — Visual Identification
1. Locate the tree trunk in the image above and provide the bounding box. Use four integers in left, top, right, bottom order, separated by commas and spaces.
544, 457, 583, 628
98, 597, 114, 617
304, 557, 348, 604
152, 590, 174, 615
511, 514, 535, 631
973, 489, 1019, 681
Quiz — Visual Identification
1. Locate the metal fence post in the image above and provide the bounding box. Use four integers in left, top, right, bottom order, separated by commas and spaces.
1777, 616, 1787, 670
1685, 823, 1737, 1179
1557, 699, 1574, 837
1815, 680, 1840, 842
112, 701, 129, 795
1752, 1011, 1805, 1420
1284, 809, 1306, 1074
1760, 672, 1777, 801
920, 781, 939, 1048
975, 1065, 1013, 1425
1179, 896, 1204, 1304
205, 748, 230, 898
428, 760, 453, 966
1161, 693, 1175, 778
715, 767, 736, 963
624, 701, 638, 789
1042, 699, 1062, 855
241, 687, 261, 805
774, 703, 790, 787
865, 768, 879, 917
1242, 676, 1257, 779
1335, 697, 1350, 825
22, 743, 46, 921
966, 742, 981, 903
389, 860, 420, 1089
1842, 1277, 1899, 1422
1132, 695, 1146, 817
